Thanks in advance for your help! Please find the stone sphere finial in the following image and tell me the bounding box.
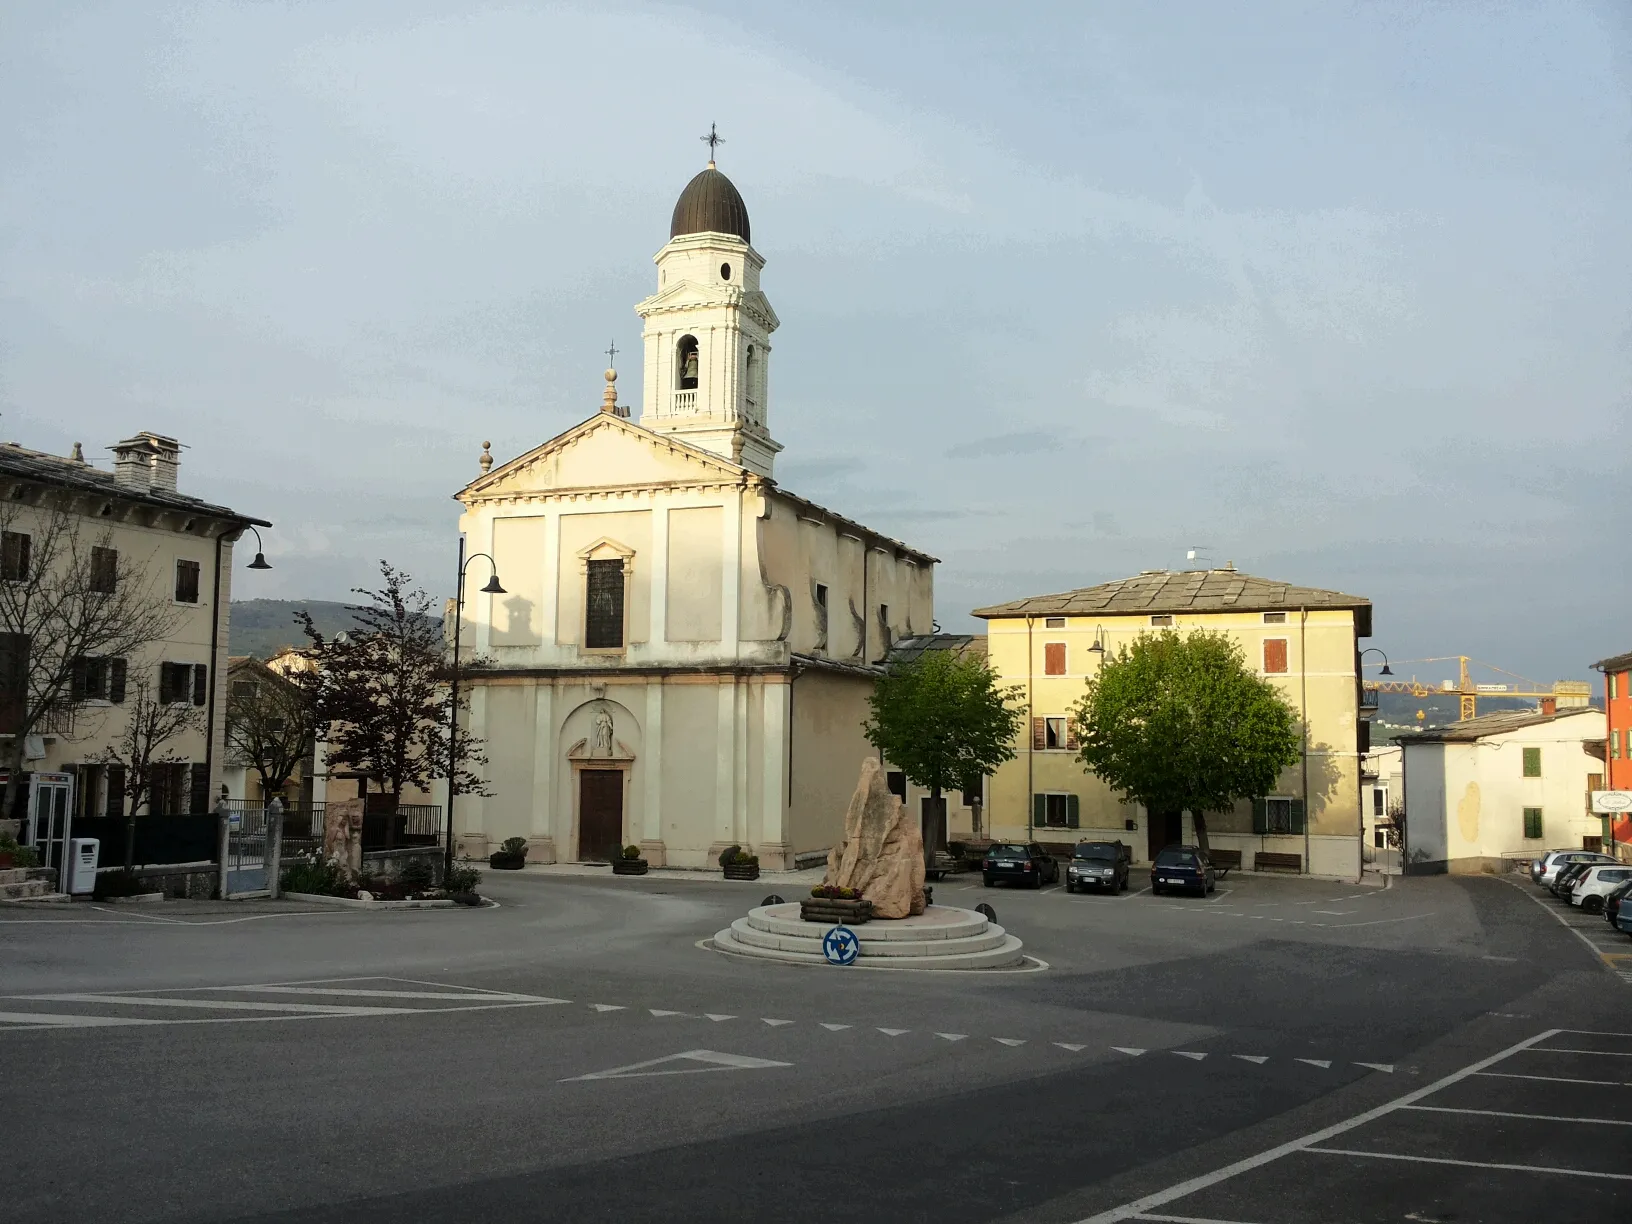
[478,441,493,474]
[605,368,617,383]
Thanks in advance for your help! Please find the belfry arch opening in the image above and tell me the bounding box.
[676,335,699,391]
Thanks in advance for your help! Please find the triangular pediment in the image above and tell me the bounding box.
[459,414,750,501]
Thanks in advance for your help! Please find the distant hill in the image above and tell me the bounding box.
[228,599,362,659]
[1373,689,1542,742]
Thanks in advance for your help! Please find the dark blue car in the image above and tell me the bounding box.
[1150,845,1216,897]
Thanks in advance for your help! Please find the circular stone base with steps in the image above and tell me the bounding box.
[711,903,1028,970]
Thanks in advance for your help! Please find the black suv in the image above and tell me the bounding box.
[982,843,1060,888]
[1066,841,1131,894]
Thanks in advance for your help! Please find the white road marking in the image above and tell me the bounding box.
[761,1018,793,1026]
[649,1009,689,1018]
[1529,1047,1632,1057]
[590,1004,624,1012]
[1475,1070,1631,1086]
[1233,1056,1268,1065]
[1502,877,1623,975]
[0,1010,167,1028]
[1112,1047,1146,1056]
[1355,1062,1394,1073]
[18,994,419,1016]
[877,1028,910,1037]
[1304,1147,1632,1180]
[213,986,558,1003]
[1296,1059,1332,1069]
[1174,1051,1207,1060]
[820,1023,852,1031]
[704,1013,735,1022]
[1133,1215,1268,1224]
[1072,1027,1563,1223]
[1402,1104,1632,1126]
[1312,910,1355,916]
[1056,1043,1087,1052]
[993,1037,1025,1047]
[936,1032,967,1041]
[562,1049,793,1082]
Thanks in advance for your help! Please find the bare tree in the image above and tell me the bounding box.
[225,659,315,802]
[96,674,203,869]
[0,502,183,817]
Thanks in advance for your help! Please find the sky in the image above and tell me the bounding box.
[2,1,1629,689]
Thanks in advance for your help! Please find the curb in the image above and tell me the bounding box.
[282,891,458,910]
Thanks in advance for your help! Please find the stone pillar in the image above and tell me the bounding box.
[641,680,666,866]
[757,678,792,869]
[528,683,556,863]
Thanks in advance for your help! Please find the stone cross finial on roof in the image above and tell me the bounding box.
[601,367,619,414]
[700,122,723,168]
[478,441,492,474]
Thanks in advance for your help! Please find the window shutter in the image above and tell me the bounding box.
[69,656,87,703]
[1066,793,1080,829]
[106,765,125,818]
[1032,794,1046,827]
[109,658,127,704]
[1356,720,1371,754]
[1065,717,1079,751]
[1252,797,1268,835]
[192,664,208,706]
[1044,642,1066,676]
[1288,798,1306,834]
[1031,718,1046,751]
[1263,639,1289,674]
[1522,747,1541,778]
[189,764,210,815]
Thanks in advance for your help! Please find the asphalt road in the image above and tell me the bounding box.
[1,867,1627,1223]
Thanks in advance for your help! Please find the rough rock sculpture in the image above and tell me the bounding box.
[823,758,926,919]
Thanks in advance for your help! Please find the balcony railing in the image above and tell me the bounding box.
[671,389,697,414]
[1360,687,1380,712]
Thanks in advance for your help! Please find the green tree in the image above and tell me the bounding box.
[862,648,1025,857]
[1070,629,1301,855]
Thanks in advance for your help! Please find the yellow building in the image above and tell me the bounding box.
[972,566,1373,880]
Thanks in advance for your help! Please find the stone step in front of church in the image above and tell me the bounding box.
[710,903,1028,970]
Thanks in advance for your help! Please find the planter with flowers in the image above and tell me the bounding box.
[800,883,874,924]
[612,844,649,876]
[719,845,760,882]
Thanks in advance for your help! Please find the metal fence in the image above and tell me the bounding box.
[219,800,443,857]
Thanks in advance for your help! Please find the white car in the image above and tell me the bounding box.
[1570,864,1632,914]
[1538,850,1619,889]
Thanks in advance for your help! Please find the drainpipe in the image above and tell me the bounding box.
[1300,606,1310,874]
[1026,614,1035,844]
[205,526,236,808]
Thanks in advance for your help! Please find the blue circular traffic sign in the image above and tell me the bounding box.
[822,924,859,966]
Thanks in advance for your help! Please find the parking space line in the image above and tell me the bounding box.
[1528,1047,1632,1057]
[1073,1028,1562,1223]
[1401,1104,1632,1126]
[1475,1071,1632,1086]
[1304,1147,1632,1181]
[1132,1214,1268,1223]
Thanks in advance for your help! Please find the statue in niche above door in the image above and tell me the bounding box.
[591,706,615,757]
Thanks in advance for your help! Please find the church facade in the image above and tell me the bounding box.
[449,160,935,870]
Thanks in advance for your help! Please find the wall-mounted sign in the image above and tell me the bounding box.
[1590,790,1632,814]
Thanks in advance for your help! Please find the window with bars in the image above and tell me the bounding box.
[1522,807,1543,839]
[1253,796,1306,834]
[584,558,626,649]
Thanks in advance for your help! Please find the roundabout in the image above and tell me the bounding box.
[710,903,1030,970]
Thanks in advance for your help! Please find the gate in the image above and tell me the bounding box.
[223,806,272,897]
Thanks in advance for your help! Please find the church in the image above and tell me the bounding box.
[448,154,936,870]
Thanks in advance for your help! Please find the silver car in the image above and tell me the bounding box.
[1536,850,1620,889]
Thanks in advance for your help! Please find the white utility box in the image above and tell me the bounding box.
[66,838,99,895]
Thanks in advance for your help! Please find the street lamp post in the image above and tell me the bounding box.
[445,536,504,882]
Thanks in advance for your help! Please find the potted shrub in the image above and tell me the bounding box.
[488,836,528,871]
[723,848,760,882]
[612,844,649,876]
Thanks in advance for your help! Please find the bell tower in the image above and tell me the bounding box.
[635,139,781,476]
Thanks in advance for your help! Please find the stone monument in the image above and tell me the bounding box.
[323,797,365,880]
[822,758,926,919]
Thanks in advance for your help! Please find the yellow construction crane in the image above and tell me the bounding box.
[1363,656,1588,721]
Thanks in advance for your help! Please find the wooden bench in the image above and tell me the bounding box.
[1206,849,1241,877]
[1254,851,1303,874]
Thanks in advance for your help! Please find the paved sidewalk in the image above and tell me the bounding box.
[498,861,827,886]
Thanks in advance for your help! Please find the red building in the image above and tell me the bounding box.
[1591,650,1632,845]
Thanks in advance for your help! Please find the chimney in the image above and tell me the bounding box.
[110,432,182,493]
[1539,697,1557,716]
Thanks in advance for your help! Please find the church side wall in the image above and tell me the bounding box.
[788,668,877,860]
[659,679,720,866]
[481,682,538,847]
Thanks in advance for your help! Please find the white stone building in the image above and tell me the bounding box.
[1400,707,1606,873]
[448,160,934,870]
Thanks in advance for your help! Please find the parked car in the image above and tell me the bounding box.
[982,842,1059,888]
[1603,879,1632,927]
[1066,841,1131,894]
[1616,895,1632,938]
[1150,845,1216,897]
[1531,849,1584,885]
[1539,851,1620,890]
[1571,865,1632,915]
[1552,860,1604,898]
